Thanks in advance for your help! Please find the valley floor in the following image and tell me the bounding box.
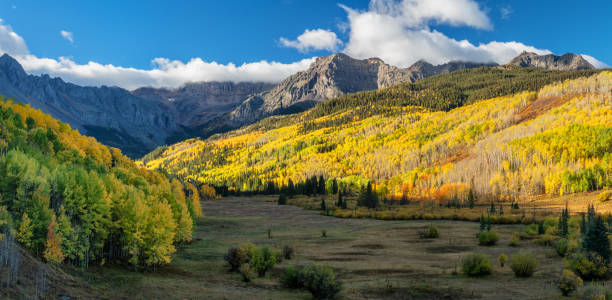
[66,196,603,299]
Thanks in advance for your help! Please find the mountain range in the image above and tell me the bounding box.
[0,52,597,157]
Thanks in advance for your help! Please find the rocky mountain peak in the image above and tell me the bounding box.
[0,54,28,80]
[508,52,595,70]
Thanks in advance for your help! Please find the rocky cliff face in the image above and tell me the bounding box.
[228,53,495,126]
[0,54,177,157]
[132,81,274,127]
[508,52,595,70]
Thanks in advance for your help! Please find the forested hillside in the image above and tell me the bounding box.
[0,97,201,270]
[142,71,611,204]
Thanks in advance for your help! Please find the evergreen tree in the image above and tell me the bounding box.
[320,198,326,211]
[499,205,504,216]
[583,215,611,264]
[580,213,587,235]
[341,197,347,209]
[479,214,485,232]
[490,202,496,214]
[558,203,569,238]
[287,179,295,197]
[467,188,475,209]
[538,221,545,235]
[318,175,326,195]
[486,214,492,231]
[337,192,343,207]
[278,194,287,205]
[331,178,338,195]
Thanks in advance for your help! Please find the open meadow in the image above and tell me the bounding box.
[64,196,612,299]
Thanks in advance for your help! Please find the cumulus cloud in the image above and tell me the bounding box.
[340,0,554,66]
[0,20,315,89]
[581,54,610,69]
[280,29,342,53]
[0,19,28,55]
[60,30,73,44]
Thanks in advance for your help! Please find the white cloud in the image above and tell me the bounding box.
[366,0,492,30]
[581,54,610,69]
[280,29,342,53]
[0,19,28,56]
[500,6,513,20]
[60,30,74,44]
[0,20,315,89]
[339,0,553,66]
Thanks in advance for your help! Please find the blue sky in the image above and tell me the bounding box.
[0,0,609,89]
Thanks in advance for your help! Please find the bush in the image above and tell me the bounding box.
[478,230,499,246]
[565,252,608,280]
[278,194,288,205]
[583,284,612,300]
[520,224,539,239]
[557,269,582,296]
[499,253,508,267]
[462,253,492,277]
[321,229,327,237]
[224,243,255,272]
[251,246,277,277]
[281,266,304,289]
[282,265,342,299]
[282,245,295,260]
[510,251,538,277]
[420,225,439,238]
[509,233,520,247]
[598,190,612,203]
[535,234,555,246]
[239,263,254,282]
[555,239,569,257]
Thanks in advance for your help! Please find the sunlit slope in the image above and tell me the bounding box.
[143,71,611,202]
[0,97,200,268]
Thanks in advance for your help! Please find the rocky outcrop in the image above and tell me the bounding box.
[508,52,595,70]
[0,54,176,157]
[228,53,495,126]
[132,81,274,127]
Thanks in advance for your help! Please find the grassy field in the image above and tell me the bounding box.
[54,195,612,299]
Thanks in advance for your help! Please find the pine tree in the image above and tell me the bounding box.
[499,205,504,216]
[490,202,496,214]
[278,194,287,205]
[287,179,295,197]
[580,213,587,235]
[17,212,34,250]
[320,198,326,211]
[479,214,486,232]
[583,215,611,264]
[486,214,492,231]
[44,215,65,264]
[558,202,569,238]
[331,178,338,195]
[467,188,475,209]
[337,192,343,207]
[341,197,347,209]
[318,175,326,195]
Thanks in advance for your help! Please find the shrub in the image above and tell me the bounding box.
[251,246,277,277]
[583,283,612,300]
[224,243,255,272]
[321,229,327,237]
[282,265,342,299]
[520,224,539,239]
[510,251,538,277]
[424,225,440,238]
[565,252,608,280]
[239,263,254,282]
[509,232,520,247]
[282,245,295,260]
[555,239,569,257]
[535,234,555,246]
[598,190,612,203]
[462,253,492,277]
[557,269,582,296]
[278,194,288,205]
[499,253,508,267]
[478,230,499,246]
[281,266,304,289]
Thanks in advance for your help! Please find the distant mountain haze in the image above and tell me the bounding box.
[0,52,597,157]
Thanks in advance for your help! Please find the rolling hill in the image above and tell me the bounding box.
[141,70,611,204]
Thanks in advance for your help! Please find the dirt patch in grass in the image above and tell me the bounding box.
[363,284,479,300]
[426,245,474,253]
[331,251,375,256]
[350,268,416,276]
[353,243,385,249]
